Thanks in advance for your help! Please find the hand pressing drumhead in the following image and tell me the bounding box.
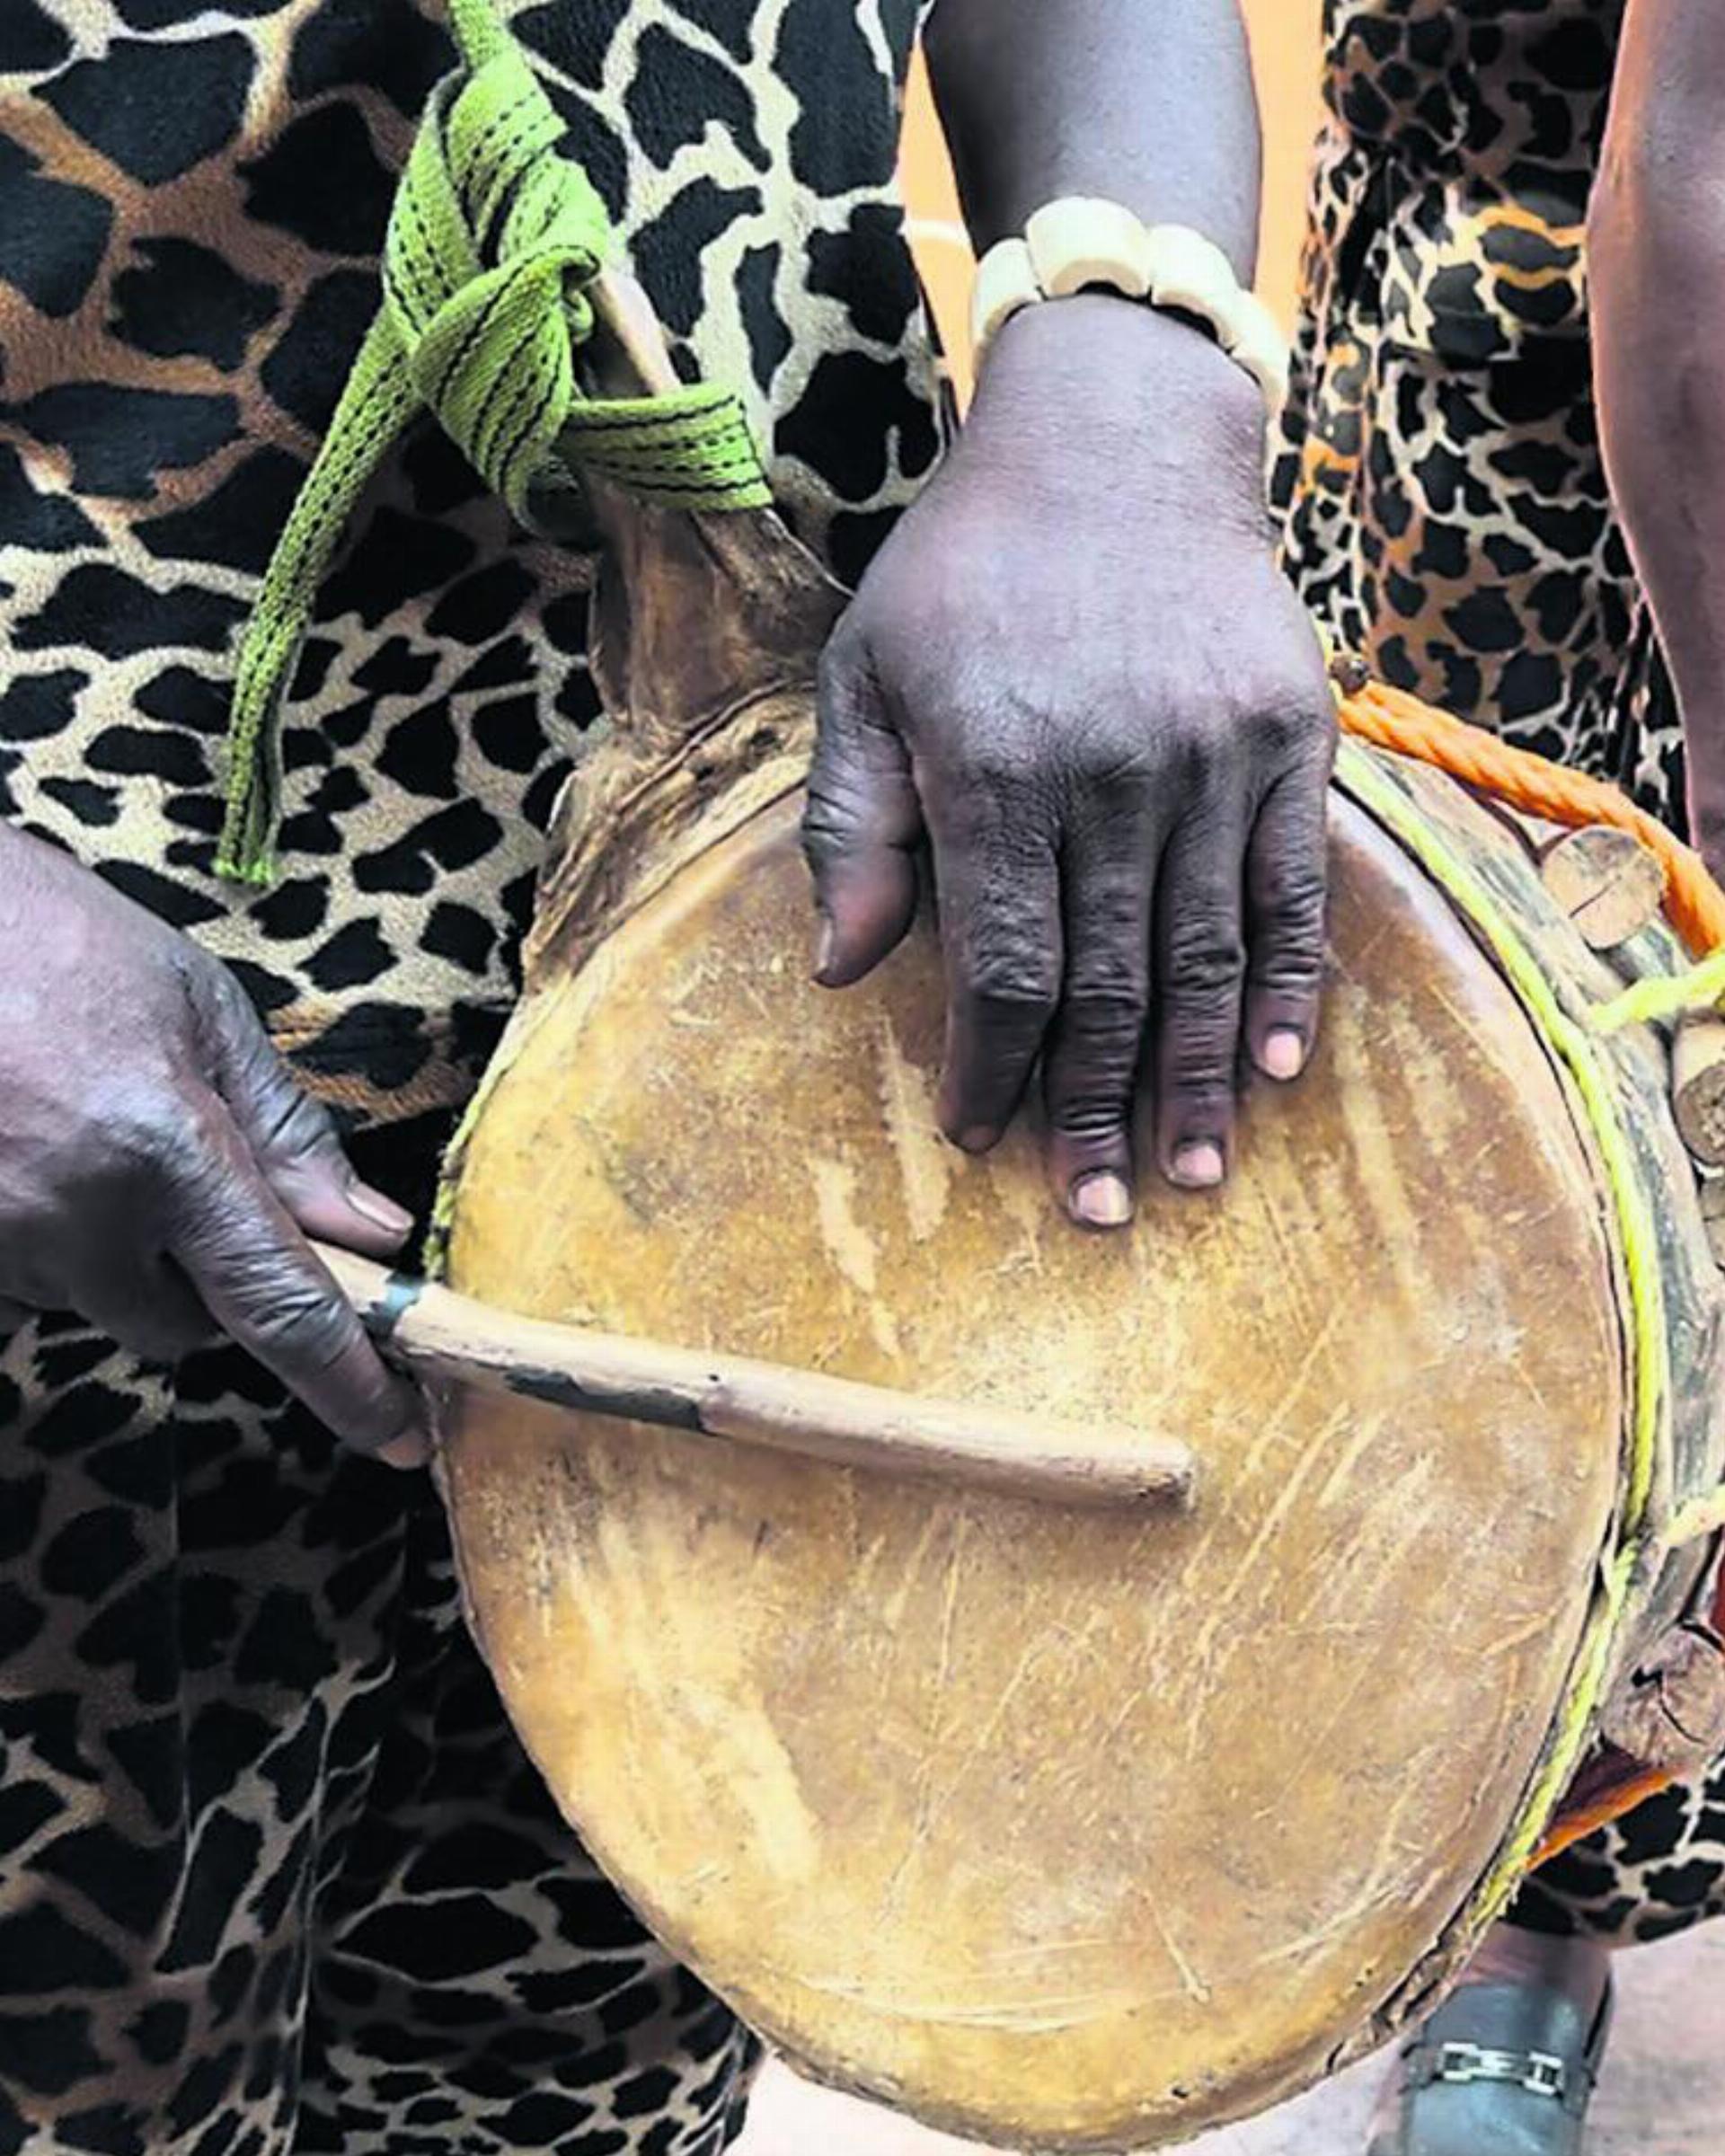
[803,297,1336,1230]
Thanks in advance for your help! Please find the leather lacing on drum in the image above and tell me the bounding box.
[1333,674,1725,1886]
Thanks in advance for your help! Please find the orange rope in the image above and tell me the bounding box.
[1336,677,1725,958]
[1331,662,1725,1868]
[1534,1765,1672,1869]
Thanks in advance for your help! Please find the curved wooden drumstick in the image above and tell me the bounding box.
[314,1243,1197,1514]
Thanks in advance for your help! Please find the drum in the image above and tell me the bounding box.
[428,280,1725,2150]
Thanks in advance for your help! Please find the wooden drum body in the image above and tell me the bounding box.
[429,289,1725,2151]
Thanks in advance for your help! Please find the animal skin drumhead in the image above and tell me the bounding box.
[437,786,1622,2152]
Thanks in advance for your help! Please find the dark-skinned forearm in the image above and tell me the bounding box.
[923,0,1261,280]
[1590,0,1725,859]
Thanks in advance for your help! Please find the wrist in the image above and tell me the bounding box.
[967,295,1269,520]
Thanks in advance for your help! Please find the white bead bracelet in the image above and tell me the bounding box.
[969,195,1290,409]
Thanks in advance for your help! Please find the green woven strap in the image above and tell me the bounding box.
[216,0,772,886]
[565,391,774,508]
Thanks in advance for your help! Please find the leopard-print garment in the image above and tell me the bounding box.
[0,1116,763,2156]
[1274,0,1724,1951]
[0,0,943,1126]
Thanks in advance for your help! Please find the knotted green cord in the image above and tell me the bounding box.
[216,0,771,885]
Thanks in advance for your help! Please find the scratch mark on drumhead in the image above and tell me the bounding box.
[793,1974,1137,2031]
[1145,1896,1213,2006]
[809,1155,880,1296]
[873,1012,952,1241]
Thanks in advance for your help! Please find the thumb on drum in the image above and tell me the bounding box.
[804,632,924,986]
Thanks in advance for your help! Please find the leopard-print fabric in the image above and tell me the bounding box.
[1274,0,1724,1951]
[0,0,943,1126]
[1274,0,1681,824]
[0,1116,760,2156]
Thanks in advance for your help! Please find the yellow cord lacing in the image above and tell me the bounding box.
[1333,738,1668,1926]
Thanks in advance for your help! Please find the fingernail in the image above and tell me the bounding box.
[349,1182,414,1238]
[1171,1141,1225,1189]
[956,1125,999,1155]
[1071,1171,1133,1228]
[378,1427,432,1471]
[1261,1028,1306,1082]
[812,913,836,982]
